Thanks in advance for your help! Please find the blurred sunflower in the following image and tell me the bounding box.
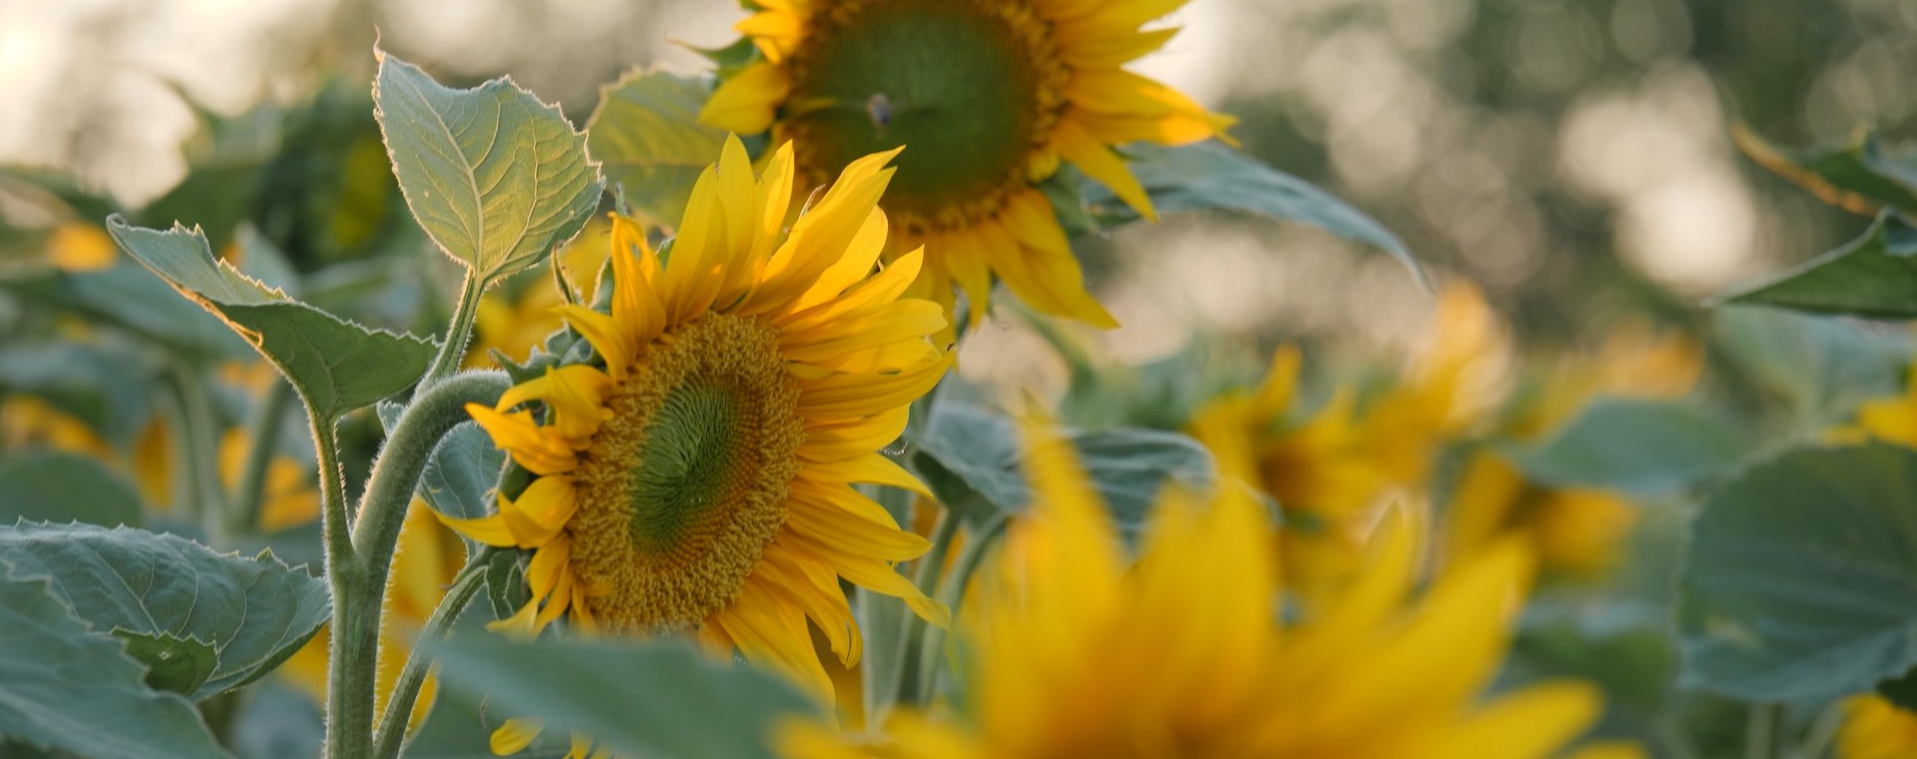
[1444,321,1700,579]
[782,417,1615,759]
[1840,695,1917,759]
[700,0,1235,339]
[1188,345,1389,605]
[1361,281,1514,486]
[1830,361,1917,446]
[281,499,465,731]
[444,137,952,755]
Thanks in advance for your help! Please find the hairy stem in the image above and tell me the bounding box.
[309,403,368,759]
[231,378,293,533]
[421,271,485,389]
[368,550,492,759]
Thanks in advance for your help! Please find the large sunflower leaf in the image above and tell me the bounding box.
[430,636,816,759]
[586,69,729,229]
[374,50,603,281]
[1081,141,1423,287]
[0,569,234,759]
[1679,443,1917,702]
[909,401,1215,542]
[1506,398,1744,496]
[105,216,434,419]
[1717,210,1917,319]
[0,453,143,528]
[0,522,331,701]
[1735,127,1917,215]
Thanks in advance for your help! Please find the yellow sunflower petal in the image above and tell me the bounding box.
[699,62,791,135]
[1051,118,1155,221]
[491,719,544,755]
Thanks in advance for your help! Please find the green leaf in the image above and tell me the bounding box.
[1506,398,1744,496]
[0,342,154,443]
[0,569,234,759]
[420,421,503,523]
[105,216,434,419]
[373,51,603,281]
[1719,211,1917,319]
[430,636,817,759]
[1079,141,1424,287]
[1678,443,1917,702]
[0,261,250,361]
[585,69,730,229]
[0,454,143,528]
[1736,126,1917,214]
[0,522,331,700]
[910,402,1216,542]
[1712,305,1909,429]
[116,630,218,696]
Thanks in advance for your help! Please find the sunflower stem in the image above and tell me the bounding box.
[913,513,1008,704]
[230,377,293,533]
[324,371,506,759]
[884,508,961,707]
[421,270,487,390]
[308,403,368,759]
[164,360,228,542]
[368,548,492,759]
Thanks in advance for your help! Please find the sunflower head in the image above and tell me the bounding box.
[1840,695,1917,759]
[701,0,1235,337]
[781,415,1611,759]
[442,136,953,720]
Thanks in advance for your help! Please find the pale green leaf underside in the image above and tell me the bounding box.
[0,570,234,759]
[0,522,331,701]
[105,216,434,419]
[1507,397,1743,496]
[1679,444,1917,701]
[374,51,604,280]
[586,69,729,228]
[430,636,815,759]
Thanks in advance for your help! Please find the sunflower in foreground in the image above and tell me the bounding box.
[700,0,1235,338]
[782,418,1626,759]
[442,137,953,753]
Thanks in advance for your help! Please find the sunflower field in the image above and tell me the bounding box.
[3,1,1917,758]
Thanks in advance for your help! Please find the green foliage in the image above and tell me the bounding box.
[373,51,604,282]
[0,343,153,443]
[909,401,1216,542]
[1079,141,1423,285]
[1713,305,1909,429]
[1737,127,1917,215]
[0,261,250,361]
[1679,444,1917,702]
[429,636,817,759]
[0,570,233,759]
[1507,398,1744,495]
[586,69,731,228]
[1719,211,1917,318]
[105,217,435,420]
[0,453,143,527]
[117,630,219,695]
[0,522,331,701]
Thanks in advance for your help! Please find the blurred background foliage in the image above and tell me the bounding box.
[2,0,1913,378]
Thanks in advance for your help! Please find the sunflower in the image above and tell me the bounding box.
[1361,281,1514,486]
[1444,321,1699,579]
[699,0,1235,338]
[1840,695,1917,759]
[467,216,620,369]
[442,136,953,738]
[1188,345,1391,606]
[782,418,1616,759]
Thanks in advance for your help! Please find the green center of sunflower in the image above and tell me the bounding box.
[566,314,806,632]
[785,0,1066,234]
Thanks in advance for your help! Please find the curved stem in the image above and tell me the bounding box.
[231,378,293,533]
[421,271,485,390]
[913,513,1008,704]
[883,509,961,707]
[324,370,506,759]
[369,549,492,759]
